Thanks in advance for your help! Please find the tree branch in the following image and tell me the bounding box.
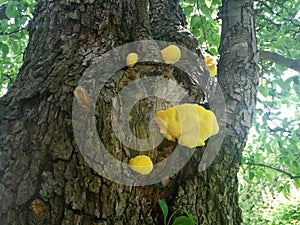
[245,162,300,180]
[0,4,8,20]
[0,27,26,36]
[259,50,300,73]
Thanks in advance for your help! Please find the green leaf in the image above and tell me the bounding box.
[205,0,212,8]
[0,0,8,5]
[248,171,255,181]
[172,216,195,225]
[184,0,196,4]
[183,5,194,16]
[182,209,195,220]
[5,0,19,18]
[158,199,168,224]
[10,41,21,54]
[0,42,9,57]
[190,15,201,28]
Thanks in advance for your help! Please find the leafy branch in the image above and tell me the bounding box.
[259,50,300,73]
[245,162,300,180]
[0,26,27,36]
[258,105,299,137]
[158,199,197,225]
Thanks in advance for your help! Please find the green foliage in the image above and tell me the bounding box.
[256,1,300,60]
[158,199,197,225]
[238,175,275,225]
[0,0,35,95]
[159,199,169,225]
[242,0,300,195]
[239,173,300,225]
[270,202,300,225]
[240,1,300,224]
[180,0,221,55]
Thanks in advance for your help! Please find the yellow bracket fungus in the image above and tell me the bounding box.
[161,45,181,64]
[155,104,219,148]
[128,155,153,175]
[74,86,91,109]
[126,52,139,68]
[205,55,218,77]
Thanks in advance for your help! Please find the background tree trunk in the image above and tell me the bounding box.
[0,0,259,224]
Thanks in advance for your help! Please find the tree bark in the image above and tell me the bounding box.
[218,0,259,223]
[0,0,259,225]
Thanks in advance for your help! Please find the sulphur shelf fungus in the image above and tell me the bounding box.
[205,54,218,77]
[126,52,139,68]
[155,104,219,148]
[161,45,181,64]
[74,86,91,109]
[128,155,153,175]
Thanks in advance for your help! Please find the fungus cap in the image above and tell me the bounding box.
[205,55,218,77]
[128,155,153,175]
[126,53,139,68]
[155,104,219,148]
[161,45,181,64]
[74,86,91,108]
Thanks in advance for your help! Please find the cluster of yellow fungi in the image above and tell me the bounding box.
[204,54,218,77]
[102,47,219,175]
[126,46,218,78]
[126,44,181,68]
[155,104,219,149]
[128,103,219,175]
[128,155,153,175]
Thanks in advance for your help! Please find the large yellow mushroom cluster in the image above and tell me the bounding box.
[124,48,219,175]
[155,104,219,148]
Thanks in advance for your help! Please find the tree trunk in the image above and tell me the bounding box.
[0,0,259,224]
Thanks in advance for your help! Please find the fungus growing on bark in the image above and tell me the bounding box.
[31,199,47,216]
[155,104,219,148]
[128,155,153,175]
[205,55,218,77]
[161,45,181,64]
[126,52,139,68]
[74,86,91,109]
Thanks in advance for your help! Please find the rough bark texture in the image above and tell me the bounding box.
[0,0,258,225]
[218,0,259,223]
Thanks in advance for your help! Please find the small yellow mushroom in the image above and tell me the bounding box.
[155,104,219,148]
[205,55,218,77]
[161,45,181,64]
[74,86,91,109]
[128,155,153,175]
[126,52,139,68]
